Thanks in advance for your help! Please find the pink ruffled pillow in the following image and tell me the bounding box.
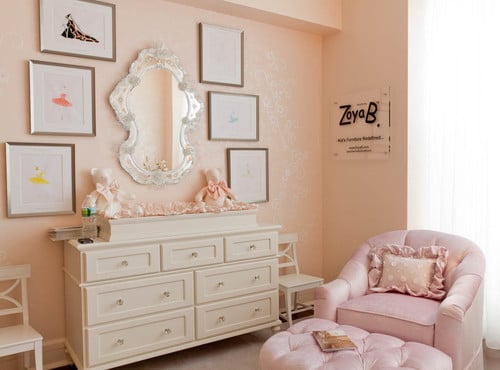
[368,244,448,300]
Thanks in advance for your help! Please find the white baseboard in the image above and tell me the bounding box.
[43,338,74,369]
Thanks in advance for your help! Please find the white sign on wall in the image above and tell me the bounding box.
[331,87,391,160]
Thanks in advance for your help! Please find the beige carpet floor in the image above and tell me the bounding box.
[116,333,500,370]
[117,327,275,370]
[59,318,500,370]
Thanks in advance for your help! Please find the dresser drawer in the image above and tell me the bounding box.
[224,232,278,262]
[84,245,160,282]
[195,259,278,304]
[86,308,194,366]
[161,238,223,271]
[85,272,194,325]
[196,291,278,339]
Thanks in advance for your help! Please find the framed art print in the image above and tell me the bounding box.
[39,0,116,61]
[29,60,95,136]
[6,142,76,217]
[227,148,269,203]
[199,23,243,86]
[209,92,258,141]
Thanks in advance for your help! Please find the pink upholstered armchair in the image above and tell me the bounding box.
[315,230,485,370]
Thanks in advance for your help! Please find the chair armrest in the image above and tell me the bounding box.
[438,274,482,321]
[314,258,370,322]
[337,259,369,297]
[314,278,350,322]
[435,275,484,370]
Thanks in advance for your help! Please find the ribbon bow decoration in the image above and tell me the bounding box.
[96,180,120,203]
[206,180,233,200]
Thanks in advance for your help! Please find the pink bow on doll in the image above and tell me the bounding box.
[96,181,120,203]
[206,180,232,200]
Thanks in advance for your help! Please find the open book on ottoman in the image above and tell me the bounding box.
[312,329,357,352]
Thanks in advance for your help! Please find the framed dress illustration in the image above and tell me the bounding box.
[39,0,116,61]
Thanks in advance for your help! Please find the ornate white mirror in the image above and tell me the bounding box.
[109,45,203,185]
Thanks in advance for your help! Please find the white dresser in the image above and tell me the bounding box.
[62,210,281,370]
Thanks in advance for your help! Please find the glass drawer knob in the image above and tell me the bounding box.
[116,299,124,306]
[218,316,225,323]
[254,275,261,280]
[217,281,224,288]
[163,291,171,297]
[117,338,124,345]
[164,328,172,335]
[192,252,198,258]
[249,244,256,250]
[121,260,129,266]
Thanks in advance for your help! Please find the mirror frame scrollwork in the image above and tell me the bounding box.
[109,45,203,185]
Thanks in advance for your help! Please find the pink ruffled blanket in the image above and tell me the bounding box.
[103,200,257,219]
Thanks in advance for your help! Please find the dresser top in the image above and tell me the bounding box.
[67,209,280,250]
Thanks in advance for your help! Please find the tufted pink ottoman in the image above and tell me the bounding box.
[259,318,452,370]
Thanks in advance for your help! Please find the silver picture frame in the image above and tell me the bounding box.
[5,142,76,217]
[199,23,244,87]
[29,60,96,136]
[208,91,259,141]
[39,0,116,61]
[227,148,269,203]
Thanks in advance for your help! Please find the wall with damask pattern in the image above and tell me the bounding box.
[322,0,408,282]
[0,0,323,365]
[0,1,409,367]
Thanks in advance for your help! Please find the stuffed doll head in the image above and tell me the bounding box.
[91,167,113,188]
[205,168,222,185]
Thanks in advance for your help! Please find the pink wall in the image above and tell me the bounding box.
[0,0,409,366]
[322,0,408,282]
[0,0,322,359]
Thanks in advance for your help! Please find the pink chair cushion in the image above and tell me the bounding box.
[259,318,452,370]
[337,292,440,345]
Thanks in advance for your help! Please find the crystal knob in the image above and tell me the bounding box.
[116,299,124,306]
[117,338,124,345]
[121,260,129,266]
[192,252,198,258]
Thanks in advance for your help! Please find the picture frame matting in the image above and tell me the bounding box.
[227,148,269,203]
[199,23,244,87]
[6,142,76,217]
[209,91,259,141]
[39,0,116,61]
[29,59,96,136]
